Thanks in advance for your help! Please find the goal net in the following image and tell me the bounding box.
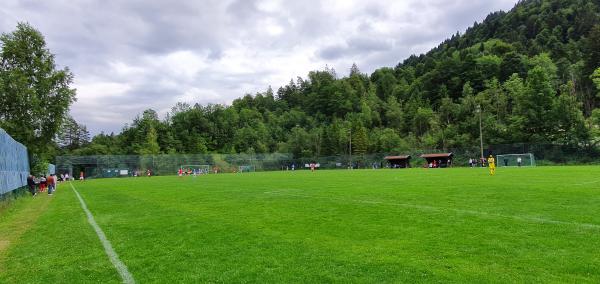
[238,165,255,173]
[496,153,535,167]
[180,164,211,174]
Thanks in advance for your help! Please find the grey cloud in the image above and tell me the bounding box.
[348,37,393,53]
[226,0,261,21]
[319,44,346,60]
[318,37,393,60]
[362,4,389,19]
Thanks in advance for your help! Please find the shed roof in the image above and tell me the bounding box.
[420,153,453,158]
[384,155,411,160]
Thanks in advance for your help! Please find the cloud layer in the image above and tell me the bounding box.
[0,0,517,134]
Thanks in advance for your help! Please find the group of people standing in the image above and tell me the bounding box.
[428,160,445,168]
[133,169,152,177]
[178,168,199,176]
[469,156,523,168]
[468,158,487,168]
[468,155,497,175]
[25,172,81,197]
[26,174,58,196]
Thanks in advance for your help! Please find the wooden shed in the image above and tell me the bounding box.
[384,155,411,168]
[420,153,454,168]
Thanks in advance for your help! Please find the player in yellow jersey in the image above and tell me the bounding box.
[487,155,496,175]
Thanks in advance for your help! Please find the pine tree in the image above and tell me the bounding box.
[552,81,588,144]
[592,67,600,98]
[352,125,368,156]
[138,126,160,155]
[349,63,360,77]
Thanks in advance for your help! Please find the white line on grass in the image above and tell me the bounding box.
[70,182,136,284]
[264,191,600,230]
[575,179,600,186]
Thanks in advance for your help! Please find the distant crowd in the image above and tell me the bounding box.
[468,156,523,168]
[25,171,86,197]
[178,168,211,176]
[26,173,59,196]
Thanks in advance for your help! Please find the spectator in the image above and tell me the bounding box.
[39,175,47,192]
[47,174,55,195]
[27,175,36,196]
[52,174,58,191]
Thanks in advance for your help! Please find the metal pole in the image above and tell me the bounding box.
[349,127,352,170]
[477,105,484,161]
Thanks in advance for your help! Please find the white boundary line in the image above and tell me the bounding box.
[575,179,600,186]
[70,182,135,284]
[264,190,600,230]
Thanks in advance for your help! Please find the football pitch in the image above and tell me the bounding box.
[1,167,600,283]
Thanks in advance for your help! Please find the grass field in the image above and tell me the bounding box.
[1,166,600,283]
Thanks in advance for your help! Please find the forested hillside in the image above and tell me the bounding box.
[61,0,600,159]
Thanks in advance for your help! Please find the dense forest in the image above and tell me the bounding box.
[59,0,600,159]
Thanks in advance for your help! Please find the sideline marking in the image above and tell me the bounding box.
[70,182,135,284]
[575,179,600,186]
[265,190,600,230]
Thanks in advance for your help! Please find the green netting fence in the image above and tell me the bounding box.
[56,153,293,178]
[55,143,600,179]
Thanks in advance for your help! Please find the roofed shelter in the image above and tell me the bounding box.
[384,155,411,168]
[420,153,454,168]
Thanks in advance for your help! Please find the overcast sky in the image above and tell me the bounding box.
[1,0,518,134]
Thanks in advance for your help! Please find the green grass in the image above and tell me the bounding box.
[2,166,600,283]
